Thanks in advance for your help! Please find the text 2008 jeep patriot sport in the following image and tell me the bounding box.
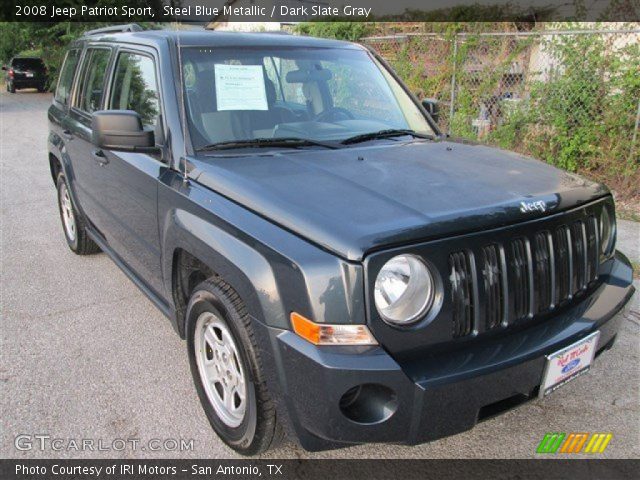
[48,25,635,455]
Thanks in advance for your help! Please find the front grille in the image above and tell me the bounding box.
[449,216,600,338]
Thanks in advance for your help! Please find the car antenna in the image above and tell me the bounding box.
[175,25,189,185]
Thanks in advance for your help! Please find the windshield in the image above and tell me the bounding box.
[181,46,435,150]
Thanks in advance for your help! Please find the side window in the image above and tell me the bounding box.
[109,52,160,127]
[76,49,112,114]
[55,49,80,105]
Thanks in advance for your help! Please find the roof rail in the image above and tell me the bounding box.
[84,24,143,36]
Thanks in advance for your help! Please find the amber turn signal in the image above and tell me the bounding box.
[290,312,378,346]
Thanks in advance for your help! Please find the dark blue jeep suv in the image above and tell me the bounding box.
[48,25,635,455]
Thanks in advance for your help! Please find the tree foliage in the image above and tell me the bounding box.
[294,22,372,41]
[1,6,160,89]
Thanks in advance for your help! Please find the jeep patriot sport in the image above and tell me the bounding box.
[48,25,635,455]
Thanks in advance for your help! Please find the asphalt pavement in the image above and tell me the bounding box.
[1,90,638,459]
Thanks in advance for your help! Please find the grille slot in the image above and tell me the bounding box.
[554,226,571,303]
[533,232,552,312]
[571,221,587,293]
[449,251,475,337]
[482,245,504,330]
[510,239,531,321]
[586,216,599,283]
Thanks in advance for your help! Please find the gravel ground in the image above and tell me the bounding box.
[1,90,638,459]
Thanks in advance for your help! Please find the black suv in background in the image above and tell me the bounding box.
[47,26,635,455]
[3,57,48,93]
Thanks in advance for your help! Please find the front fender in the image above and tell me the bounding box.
[163,207,287,331]
[158,171,366,335]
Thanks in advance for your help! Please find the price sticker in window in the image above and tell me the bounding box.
[214,64,268,111]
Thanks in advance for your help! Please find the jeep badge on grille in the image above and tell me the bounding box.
[520,200,547,213]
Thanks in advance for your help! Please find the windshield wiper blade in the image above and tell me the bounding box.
[341,129,432,145]
[196,137,339,151]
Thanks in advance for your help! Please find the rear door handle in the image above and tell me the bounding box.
[92,149,109,166]
[61,129,73,141]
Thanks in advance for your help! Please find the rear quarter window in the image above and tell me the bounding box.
[55,50,80,105]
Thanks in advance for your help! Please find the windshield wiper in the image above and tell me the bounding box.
[340,129,433,145]
[196,137,339,151]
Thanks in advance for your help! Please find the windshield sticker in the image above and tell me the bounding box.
[214,64,268,111]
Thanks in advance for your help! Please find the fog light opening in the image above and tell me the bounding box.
[339,384,398,425]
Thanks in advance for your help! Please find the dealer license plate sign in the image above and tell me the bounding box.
[540,331,600,398]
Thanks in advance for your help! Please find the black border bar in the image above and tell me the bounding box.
[3,0,640,22]
[2,459,640,480]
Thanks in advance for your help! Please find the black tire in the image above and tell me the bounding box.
[186,277,284,455]
[8,82,15,93]
[37,85,46,93]
[56,172,100,255]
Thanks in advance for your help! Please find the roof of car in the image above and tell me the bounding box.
[78,29,362,50]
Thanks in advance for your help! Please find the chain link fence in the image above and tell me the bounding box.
[362,28,640,193]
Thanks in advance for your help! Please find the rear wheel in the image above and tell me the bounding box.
[186,278,283,455]
[56,172,100,255]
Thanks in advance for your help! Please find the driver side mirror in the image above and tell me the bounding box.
[91,110,155,151]
[421,98,440,125]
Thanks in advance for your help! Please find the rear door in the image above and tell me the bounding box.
[95,47,166,294]
[49,48,81,184]
[64,46,114,232]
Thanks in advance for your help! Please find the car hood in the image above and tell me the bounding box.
[190,140,608,261]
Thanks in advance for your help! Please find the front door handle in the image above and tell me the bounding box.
[92,149,109,166]
[61,129,73,141]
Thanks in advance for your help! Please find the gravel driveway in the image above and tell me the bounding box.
[1,90,638,459]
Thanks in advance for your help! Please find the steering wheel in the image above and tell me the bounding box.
[314,107,355,122]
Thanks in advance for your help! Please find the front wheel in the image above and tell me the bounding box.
[186,278,283,455]
[56,172,100,255]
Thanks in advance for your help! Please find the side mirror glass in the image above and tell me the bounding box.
[91,110,155,151]
[421,98,440,125]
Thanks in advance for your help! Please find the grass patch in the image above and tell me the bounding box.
[617,208,640,223]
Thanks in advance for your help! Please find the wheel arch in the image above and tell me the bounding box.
[49,152,62,185]
[165,212,288,339]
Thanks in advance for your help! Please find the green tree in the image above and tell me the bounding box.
[294,22,372,41]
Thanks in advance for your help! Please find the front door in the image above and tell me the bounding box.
[93,49,165,295]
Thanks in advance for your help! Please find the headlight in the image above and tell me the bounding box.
[599,205,615,257]
[374,254,435,325]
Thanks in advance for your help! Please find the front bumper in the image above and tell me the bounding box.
[256,251,634,451]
